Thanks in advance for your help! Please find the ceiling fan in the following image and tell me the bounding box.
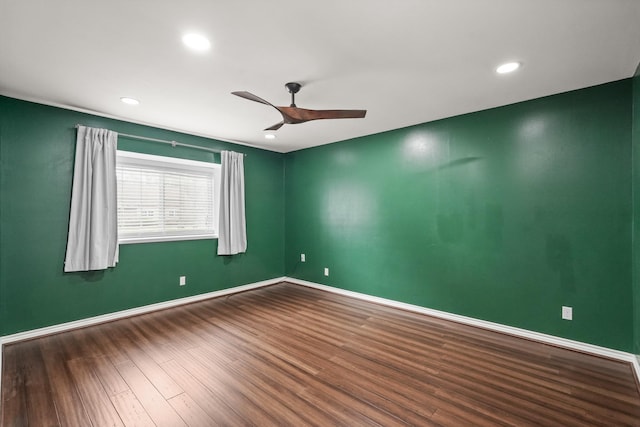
[232,82,367,131]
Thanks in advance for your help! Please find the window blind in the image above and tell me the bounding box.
[116,151,219,243]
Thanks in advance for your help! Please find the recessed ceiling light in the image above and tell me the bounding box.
[120,97,140,105]
[182,33,211,52]
[496,62,521,74]
[264,133,276,140]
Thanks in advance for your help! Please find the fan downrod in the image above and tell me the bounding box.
[285,82,302,107]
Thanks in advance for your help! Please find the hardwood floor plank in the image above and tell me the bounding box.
[171,347,283,425]
[328,351,528,426]
[67,357,124,427]
[234,341,323,395]
[434,365,620,426]
[231,359,345,426]
[110,389,156,427]
[124,318,177,365]
[162,307,242,363]
[439,360,640,425]
[1,344,29,427]
[15,340,59,426]
[92,356,130,396]
[115,360,186,427]
[328,352,441,410]
[3,282,640,426]
[149,308,209,350]
[160,358,248,425]
[209,316,322,375]
[188,347,314,426]
[91,323,131,365]
[115,328,183,400]
[39,336,92,427]
[431,407,494,427]
[167,393,217,427]
[315,363,438,425]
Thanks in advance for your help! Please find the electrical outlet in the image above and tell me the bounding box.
[179,276,186,286]
[324,267,329,276]
[562,306,572,320]
[301,253,306,262]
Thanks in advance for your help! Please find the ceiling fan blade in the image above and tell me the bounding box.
[309,109,367,120]
[278,107,367,123]
[264,121,284,131]
[231,91,275,107]
[233,83,367,131]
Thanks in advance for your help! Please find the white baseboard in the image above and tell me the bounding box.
[1,276,285,346]
[284,277,640,384]
[2,275,639,398]
[0,276,285,397]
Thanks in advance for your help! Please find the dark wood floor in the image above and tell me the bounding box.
[2,282,640,426]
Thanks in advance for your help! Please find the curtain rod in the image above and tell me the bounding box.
[75,124,245,156]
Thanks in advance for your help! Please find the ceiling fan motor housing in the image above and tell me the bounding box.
[285,82,301,94]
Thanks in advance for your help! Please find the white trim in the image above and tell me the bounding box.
[117,149,220,169]
[1,277,283,345]
[2,276,639,399]
[119,233,217,245]
[284,277,640,384]
[0,276,284,397]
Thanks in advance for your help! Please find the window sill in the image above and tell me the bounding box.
[119,234,218,245]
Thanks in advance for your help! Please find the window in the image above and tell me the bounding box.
[116,150,220,243]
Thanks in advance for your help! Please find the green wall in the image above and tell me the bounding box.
[1,79,637,353]
[633,66,640,354]
[0,96,285,335]
[285,80,633,352]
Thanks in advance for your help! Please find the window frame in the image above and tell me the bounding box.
[116,150,220,244]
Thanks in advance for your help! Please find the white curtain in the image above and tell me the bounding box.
[217,150,247,255]
[64,126,119,272]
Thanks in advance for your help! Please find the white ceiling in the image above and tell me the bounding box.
[1,0,639,153]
